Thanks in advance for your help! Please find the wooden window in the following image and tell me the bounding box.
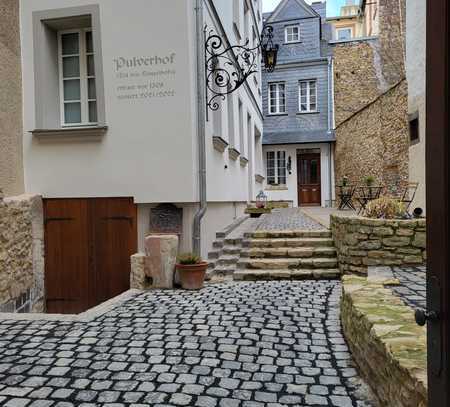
[336,27,353,40]
[299,80,317,112]
[58,29,97,126]
[268,82,286,114]
[285,25,300,43]
[266,151,287,185]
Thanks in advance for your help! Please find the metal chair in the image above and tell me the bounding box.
[399,182,419,213]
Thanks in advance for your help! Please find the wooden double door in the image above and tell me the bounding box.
[44,198,137,314]
[297,153,321,206]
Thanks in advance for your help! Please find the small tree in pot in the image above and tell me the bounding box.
[176,253,208,290]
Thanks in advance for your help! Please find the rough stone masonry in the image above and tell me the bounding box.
[331,0,410,192]
[0,195,44,312]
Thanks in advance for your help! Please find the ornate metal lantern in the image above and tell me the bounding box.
[205,25,279,111]
[256,190,268,209]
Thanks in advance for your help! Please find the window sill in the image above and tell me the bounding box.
[266,185,288,191]
[267,113,289,117]
[212,136,229,153]
[240,156,249,167]
[31,126,108,141]
[255,174,265,184]
[284,41,302,45]
[297,111,320,115]
[229,147,241,161]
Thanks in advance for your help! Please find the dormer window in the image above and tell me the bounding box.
[285,25,300,43]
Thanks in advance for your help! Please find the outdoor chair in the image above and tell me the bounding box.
[398,182,419,214]
[337,185,356,210]
[355,185,384,214]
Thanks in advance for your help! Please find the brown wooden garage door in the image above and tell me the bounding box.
[44,198,137,314]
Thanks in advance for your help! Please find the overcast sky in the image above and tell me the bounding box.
[262,0,347,17]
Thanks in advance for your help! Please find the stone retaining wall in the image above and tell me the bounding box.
[331,214,426,275]
[341,275,427,407]
[0,194,44,312]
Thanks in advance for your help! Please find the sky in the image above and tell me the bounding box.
[262,0,347,18]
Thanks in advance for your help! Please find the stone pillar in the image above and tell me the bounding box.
[145,234,178,289]
[130,253,152,290]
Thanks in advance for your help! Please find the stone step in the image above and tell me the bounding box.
[210,266,236,277]
[213,240,224,249]
[247,237,334,248]
[208,250,221,260]
[238,257,338,270]
[233,268,341,281]
[222,246,241,255]
[224,237,243,245]
[243,246,336,259]
[246,230,331,239]
[217,255,239,266]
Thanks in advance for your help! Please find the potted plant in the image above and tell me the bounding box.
[364,175,375,186]
[176,253,208,290]
[341,176,349,187]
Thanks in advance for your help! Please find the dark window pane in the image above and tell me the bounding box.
[61,33,79,55]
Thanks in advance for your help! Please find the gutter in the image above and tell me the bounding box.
[327,56,334,208]
[193,0,207,256]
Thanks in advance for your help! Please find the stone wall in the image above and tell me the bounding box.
[0,195,44,312]
[331,214,426,275]
[0,0,24,196]
[332,0,409,191]
[341,275,427,407]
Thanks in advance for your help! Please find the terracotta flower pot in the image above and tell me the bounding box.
[176,262,208,290]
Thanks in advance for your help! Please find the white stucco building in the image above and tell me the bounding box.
[20,0,264,311]
[405,0,426,212]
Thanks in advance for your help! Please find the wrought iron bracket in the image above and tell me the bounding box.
[204,25,275,112]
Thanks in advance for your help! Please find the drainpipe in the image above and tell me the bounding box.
[327,56,334,208]
[193,0,207,256]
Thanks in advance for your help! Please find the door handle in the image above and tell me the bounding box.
[415,309,439,326]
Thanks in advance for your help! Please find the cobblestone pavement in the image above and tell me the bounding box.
[389,265,427,310]
[257,209,325,231]
[0,282,374,407]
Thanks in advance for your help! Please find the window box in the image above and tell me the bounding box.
[240,156,249,167]
[213,136,229,153]
[229,147,240,161]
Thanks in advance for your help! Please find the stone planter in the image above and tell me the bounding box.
[176,263,208,290]
[331,214,426,275]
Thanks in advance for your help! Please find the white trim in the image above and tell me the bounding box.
[266,150,287,185]
[285,24,300,43]
[336,26,354,40]
[58,28,97,127]
[298,79,317,113]
[268,82,286,114]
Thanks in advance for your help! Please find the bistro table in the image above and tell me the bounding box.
[355,185,384,214]
[337,185,357,210]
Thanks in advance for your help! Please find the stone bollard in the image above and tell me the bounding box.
[144,234,178,289]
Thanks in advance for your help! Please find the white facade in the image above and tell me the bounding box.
[262,143,335,207]
[20,0,263,257]
[405,0,426,212]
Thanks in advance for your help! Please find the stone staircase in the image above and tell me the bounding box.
[234,229,340,281]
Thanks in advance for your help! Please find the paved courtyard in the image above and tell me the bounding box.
[256,208,325,231]
[389,265,427,310]
[0,282,373,407]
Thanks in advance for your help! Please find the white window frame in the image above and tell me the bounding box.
[285,25,300,43]
[336,27,353,40]
[266,150,287,185]
[58,28,97,127]
[299,79,318,113]
[268,82,286,115]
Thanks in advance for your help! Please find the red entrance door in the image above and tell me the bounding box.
[44,198,137,314]
[297,153,321,206]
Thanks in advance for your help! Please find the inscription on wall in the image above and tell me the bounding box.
[113,53,177,101]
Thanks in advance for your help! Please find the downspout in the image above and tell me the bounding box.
[327,56,334,207]
[193,0,207,255]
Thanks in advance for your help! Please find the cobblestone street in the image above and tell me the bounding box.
[390,265,427,310]
[256,209,325,231]
[0,282,373,406]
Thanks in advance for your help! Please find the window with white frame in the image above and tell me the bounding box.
[266,151,287,185]
[336,27,353,40]
[59,29,97,126]
[268,82,286,114]
[285,25,300,43]
[299,80,317,112]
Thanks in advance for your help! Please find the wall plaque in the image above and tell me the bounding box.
[149,203,183,235]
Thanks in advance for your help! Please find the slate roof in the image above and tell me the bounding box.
[263,129,336,145]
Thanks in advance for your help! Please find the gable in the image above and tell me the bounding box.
[267,0,319,23]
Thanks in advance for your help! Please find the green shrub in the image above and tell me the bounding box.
[364,175,375,186]
[177,252,202,265]
[364,197,407,219]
